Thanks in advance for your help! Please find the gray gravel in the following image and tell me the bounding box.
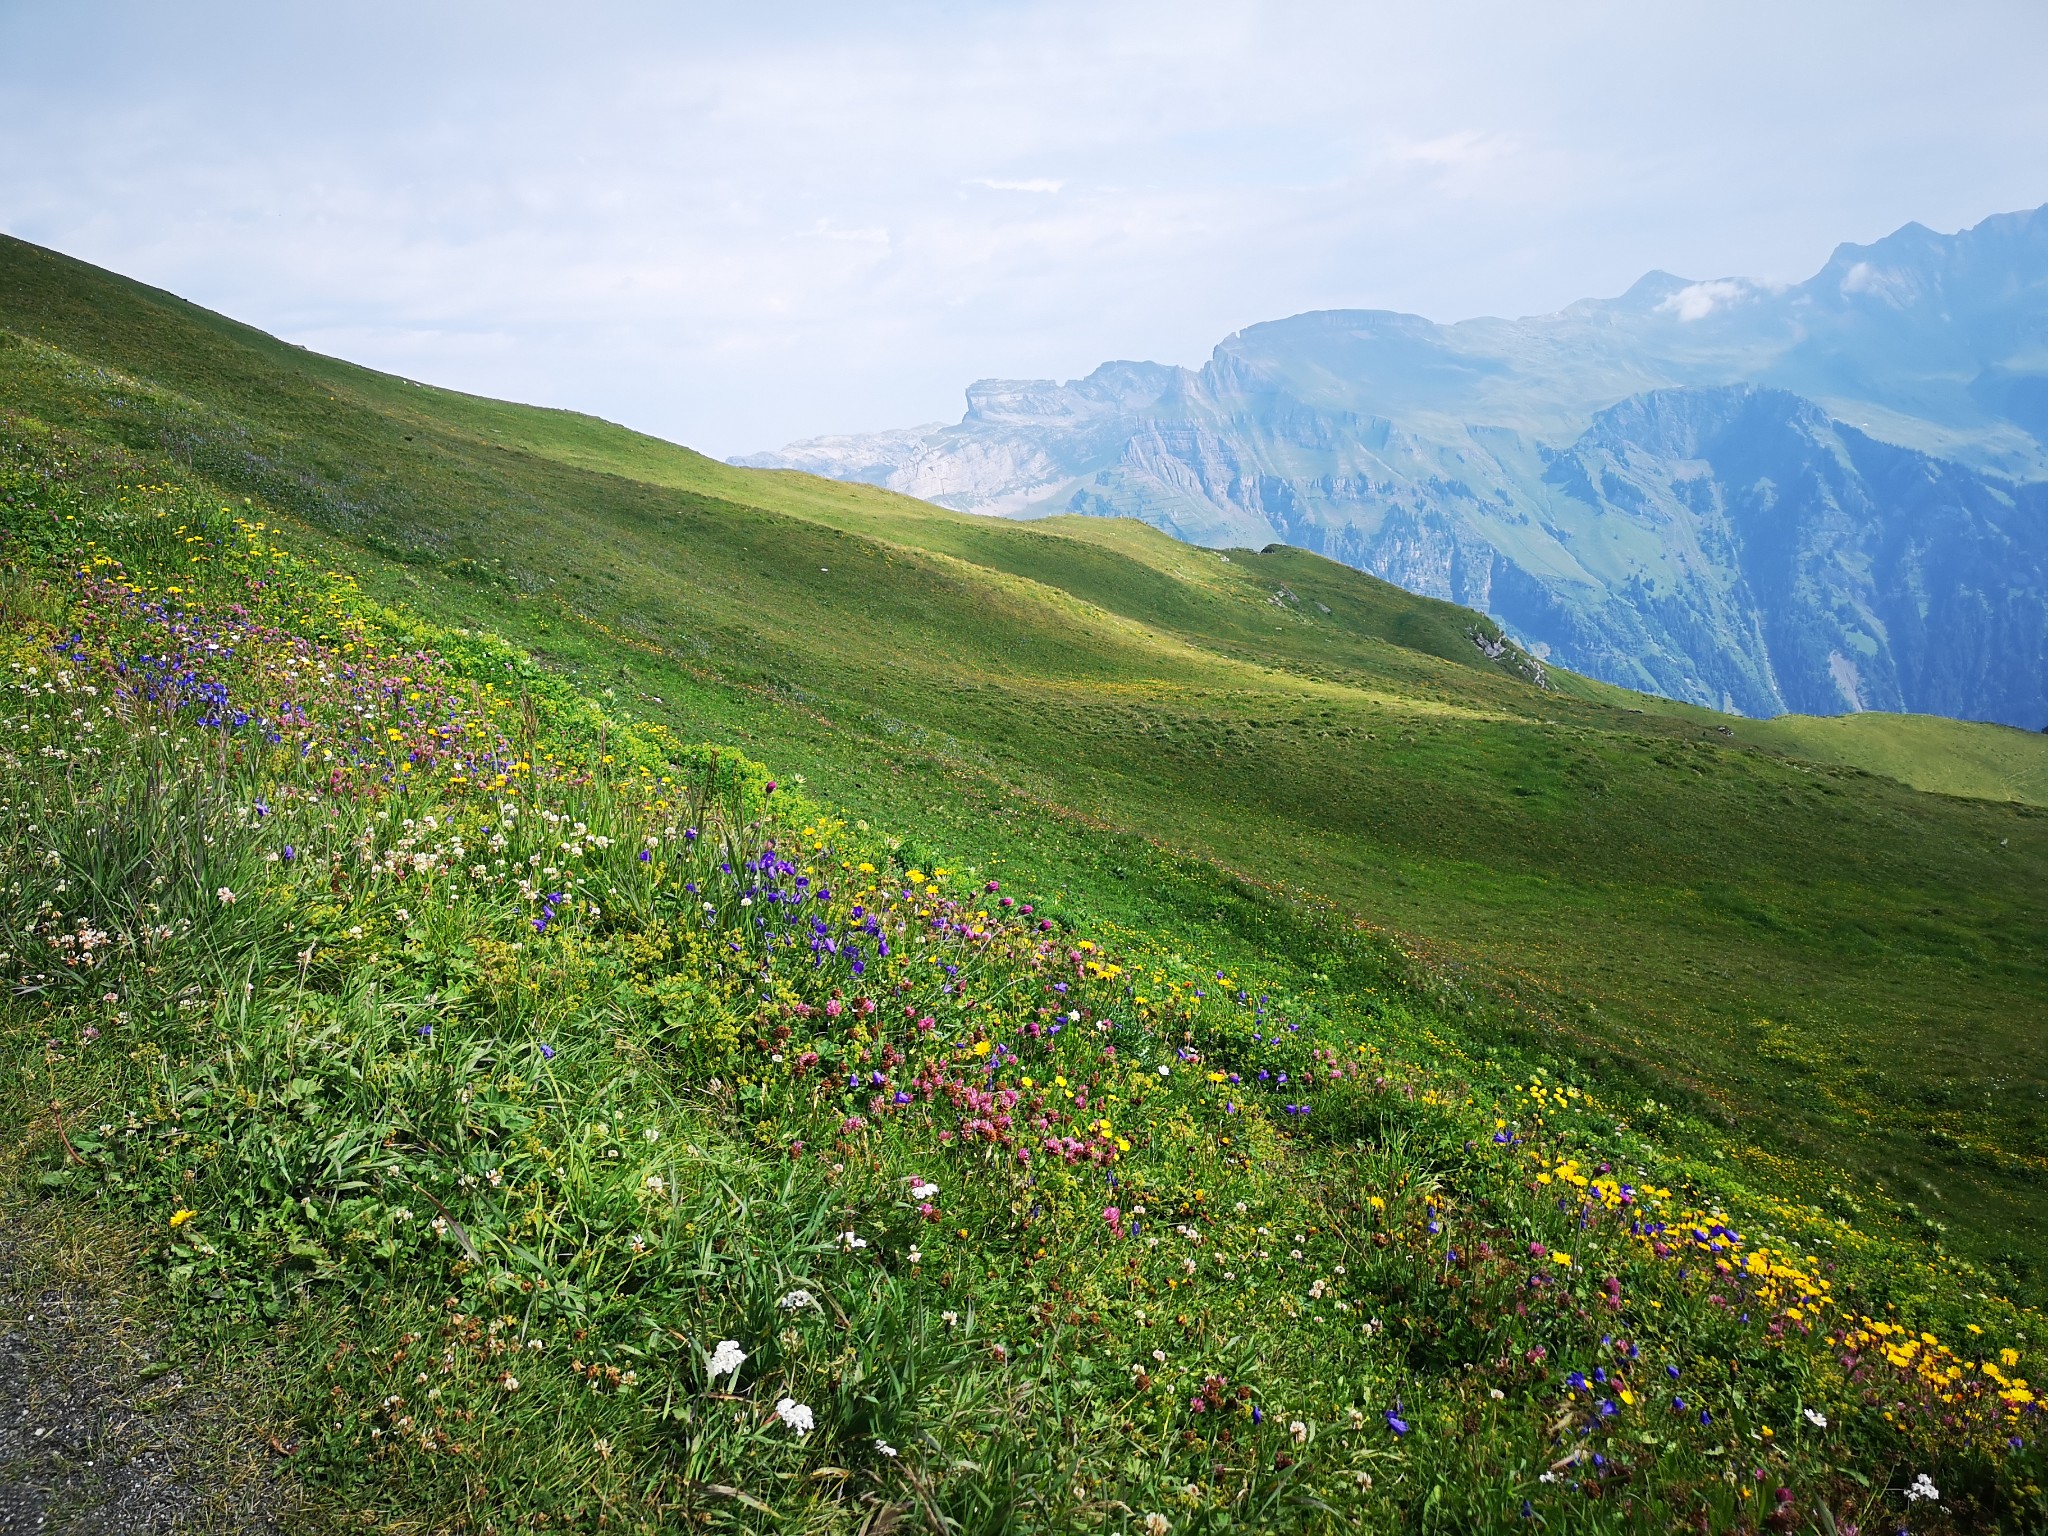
[0,1222,295,1535]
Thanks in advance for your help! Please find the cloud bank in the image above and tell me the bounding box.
[1,0,2044,456]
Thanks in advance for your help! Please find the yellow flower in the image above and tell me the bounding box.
[1551,1252,1573,1266]
[907,870,926,885]
[972,1041,991,1057]
[169,1208,195,1228]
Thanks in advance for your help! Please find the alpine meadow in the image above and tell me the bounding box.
[4,231,2048,1535]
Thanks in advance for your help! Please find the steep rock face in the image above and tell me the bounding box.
[735,206,2048,724]
[1522,388,2048,721]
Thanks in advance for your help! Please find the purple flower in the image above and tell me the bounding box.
[1385,1410,1409,1437]
[539,1043,556,1060]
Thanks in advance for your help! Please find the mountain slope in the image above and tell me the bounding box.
[740,205,2048,727]
[1513,386,2048,720]
[5,231,2048,1292]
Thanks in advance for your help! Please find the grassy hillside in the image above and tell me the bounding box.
[4,234,2048,1528]
[2,232,2045,1300]
[3,437,2042,1535]
[1745,711,2048,807]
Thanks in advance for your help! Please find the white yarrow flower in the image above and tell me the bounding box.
[775,1397,815,1436]
[874,1437,898,1457]
[777,1289,816,1310]
[1905,1472,1939,1503]
[706,1339,747,1382]
[839,1230,868,1250]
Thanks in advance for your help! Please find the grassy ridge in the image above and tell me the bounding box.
[3,451,2044,1533]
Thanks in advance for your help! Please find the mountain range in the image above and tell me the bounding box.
[738,206,2048,726]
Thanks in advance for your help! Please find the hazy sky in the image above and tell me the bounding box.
[3,1,2045,456]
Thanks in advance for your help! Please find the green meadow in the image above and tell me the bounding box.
[3,232,2047,1531]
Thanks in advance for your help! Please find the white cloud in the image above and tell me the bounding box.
[1656,278,1751,322]
[1384,130,1515,170]
[1838,260,1916,306]
[0,1,2043,455]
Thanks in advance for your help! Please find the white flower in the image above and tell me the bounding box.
[774,1397,815,1436]
[874,1438,898,1457]
[1289,1420,1308,1445]
[907,1246,923,1265]
[1905,1473,1939,1503]
[500,1373,520,1392]
[1803,1407,1827,1429]
[216,887,236,904]
[839,1230,868,1250]
[644,1174,666,1195]
[941,1310,959,1328]
[1489,1387,1505,1400]
[1143,1515,1170,1536]
[1156,1065,1169,1077]
[910,1181,939,1201]
[706,1339,747,1382]
[777,1289,815,1310]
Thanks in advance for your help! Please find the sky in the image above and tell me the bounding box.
[3,1,2046,458]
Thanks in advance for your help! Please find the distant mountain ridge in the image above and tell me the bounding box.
[738,205,2048,725]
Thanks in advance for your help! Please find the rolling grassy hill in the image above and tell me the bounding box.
[3,230,2045,1298]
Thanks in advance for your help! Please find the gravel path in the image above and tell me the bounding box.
[0,1220,295,1535]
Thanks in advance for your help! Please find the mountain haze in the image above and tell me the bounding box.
[740,205,2048,726]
